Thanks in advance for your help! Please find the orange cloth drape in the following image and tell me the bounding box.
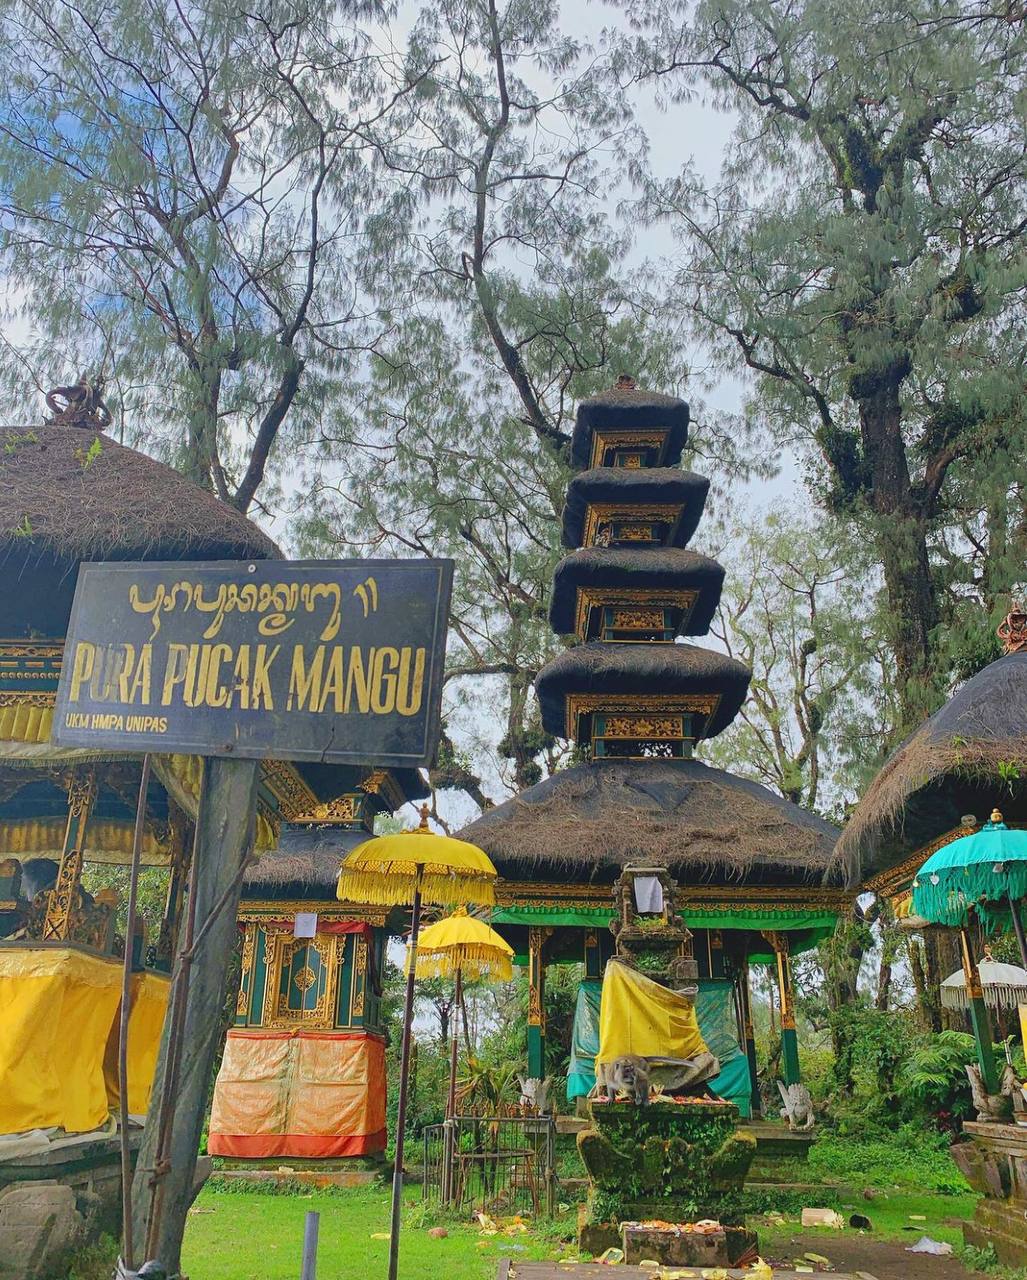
[207,1029,386,1158]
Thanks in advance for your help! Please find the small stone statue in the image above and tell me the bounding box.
[966,1062,1017,1123]
[778,1081,816,1132]
[517,1075,552,1114]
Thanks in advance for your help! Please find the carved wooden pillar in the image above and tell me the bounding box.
[41,767,97,940]
[763,930,800,1086]
[527,926,551,1078]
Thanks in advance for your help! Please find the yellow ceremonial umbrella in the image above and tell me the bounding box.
[414,906,514,1120]
[338,807,496,1280]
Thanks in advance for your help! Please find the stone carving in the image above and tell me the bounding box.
[967,1062,1018,1123]
[778,1081,816,1131]
[517,1075,552,1114]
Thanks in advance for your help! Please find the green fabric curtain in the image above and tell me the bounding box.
[493,903,839,962]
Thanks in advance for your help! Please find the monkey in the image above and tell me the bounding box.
[596,1054,651,1106]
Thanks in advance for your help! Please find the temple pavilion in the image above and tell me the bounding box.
[461,378,851,1113]
[0,401,413,1266]
[834,609,1027,1267]
[209,766,426,1163]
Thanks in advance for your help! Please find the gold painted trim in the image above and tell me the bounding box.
[588,430,667,469]
[261,759,319,821]
[494,879,853,913]
[861,822,1025,896]
[237,899,389,926]
[582,502,684,548]
[573,587,698,641]
[0,691,55,708]
[261,932,341,1030]
[360,769,407,813]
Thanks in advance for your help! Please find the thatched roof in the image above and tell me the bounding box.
[458,758,839,887]
[244,824,366,898]
[534,641,750,740]
[549,547,724,637]
[571,386,689,470]
[832,650,1027,885]
[0,424,279,636]
[562,468,710,549]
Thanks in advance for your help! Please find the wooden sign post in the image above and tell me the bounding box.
[52,557,453,1276]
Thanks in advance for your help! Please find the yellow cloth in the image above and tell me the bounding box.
[103,970,171,1114]
[597,959,708,1065]
[0,946,122,1133]
[0,818,170,864]
[0,702,53,744]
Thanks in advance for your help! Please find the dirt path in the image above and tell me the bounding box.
[764,1235,982,1278]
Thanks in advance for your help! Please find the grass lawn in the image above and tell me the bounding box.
[177,1180,984,1280]
[181,1184,576,1280]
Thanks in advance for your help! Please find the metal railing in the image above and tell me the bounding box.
[422,1114,556,1217]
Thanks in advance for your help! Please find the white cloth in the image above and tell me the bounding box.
[294,912,317,938]
[633,876,664,914]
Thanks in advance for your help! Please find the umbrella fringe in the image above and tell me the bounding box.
[413,946,513,982]
[337,868,495,908]
[940,983,1027,1012]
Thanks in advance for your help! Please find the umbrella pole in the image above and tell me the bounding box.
[961,924,1000,1095]
[442,965,462,1207]
[1007,891,1027,970]
[388,869,423,1280]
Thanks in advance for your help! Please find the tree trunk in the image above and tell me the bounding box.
[856,381,940,726]
[130,757,259,1273]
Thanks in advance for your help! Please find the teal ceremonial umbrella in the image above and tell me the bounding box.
[912,809,1027,1096]
[912,810,1027,968]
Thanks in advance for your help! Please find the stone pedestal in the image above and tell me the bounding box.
[950,1121,1027,1268]
[576,1099,757,1259]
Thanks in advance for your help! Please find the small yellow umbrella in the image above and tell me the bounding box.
[337,807,497,1280]
[413,907,514,1123]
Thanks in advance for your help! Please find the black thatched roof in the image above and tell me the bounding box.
[571,386,689,470]
[244,824,367,899]
[549,547,725,637]
[458,758,839,887]
[0,425,280,637]
[833,650,1027,886]
[562,468,710,549]
[535,641,751,739]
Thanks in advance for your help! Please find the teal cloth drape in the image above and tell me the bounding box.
[565,975,750,1116]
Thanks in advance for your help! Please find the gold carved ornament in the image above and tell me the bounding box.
[582,503,684,549]
[360,768,406,814]
[261,933,340,1030]
[565,692,719,741]
[998,602,1027,655]
[588,429,667,469]
[260,759,319,821]
[352,936,368,1018]
[237,924,256,1017]
[601,715,684,740]
[574,587,696,641]
[41,769,97,941]
[527,926,553,1029]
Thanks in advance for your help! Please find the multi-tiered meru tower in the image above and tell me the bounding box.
[461,378,847,1113]
[536,374,749,764]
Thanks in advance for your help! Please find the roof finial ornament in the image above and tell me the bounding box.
[997,601,1027,655]
[614,373,637,391]
[45,374,112,430]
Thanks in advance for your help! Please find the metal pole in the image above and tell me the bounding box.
[388,869,423,1280]
[118,753,151,1271]
[300,1210,319,1280]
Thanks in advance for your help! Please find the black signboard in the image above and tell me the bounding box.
[53,559,453,767]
